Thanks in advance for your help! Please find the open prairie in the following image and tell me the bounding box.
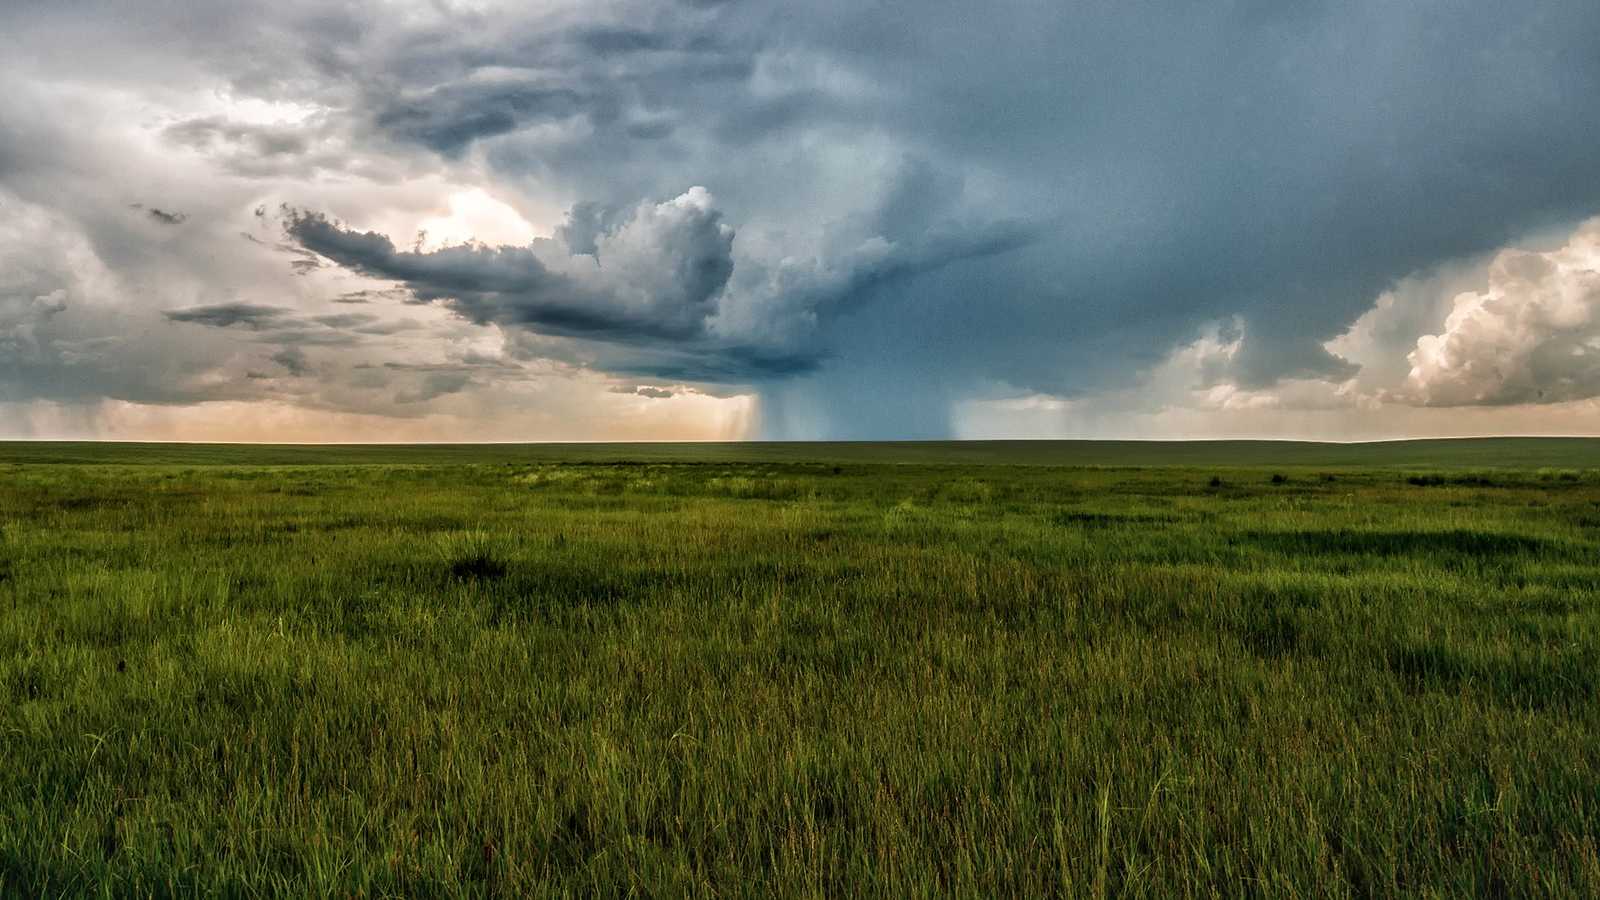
[3,440,1599,896]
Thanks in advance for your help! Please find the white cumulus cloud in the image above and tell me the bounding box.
[1403,220,1600,406]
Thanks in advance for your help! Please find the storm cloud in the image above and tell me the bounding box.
[285,187,734,341]
[164,303,296,331]
[5,0,1600,439]
[284,180,1036,381]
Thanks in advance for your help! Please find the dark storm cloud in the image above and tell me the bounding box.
[313,312,378,329]
[374,83,589,157]
[332,288,413,305]
[286,210,649,331]
[284,188,743,344]
[625,120,674,141]
[285,196,806,380]
[597,343,822,382]
[829,218,1038,308]
[165,114,396,181]
[239,231,327,275]
[166,117,309,159]
[271,346,311,376]
[381,356,522,375]
[577,26,670,56]
[164,303,295,331]
[555,202,624,259]
[163,302,393,346]
[286,178,1039,382]
[350,15,754,161]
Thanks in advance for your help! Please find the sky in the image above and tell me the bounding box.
[4,0,1600,442]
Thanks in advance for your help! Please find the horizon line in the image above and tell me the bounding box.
[3,435,1599,448]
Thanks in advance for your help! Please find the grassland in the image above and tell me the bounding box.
[2,440,1599,896]
[5,436,1600,468]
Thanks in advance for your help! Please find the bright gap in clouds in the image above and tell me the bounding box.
[414,189,542,251]
[211,95,321,127]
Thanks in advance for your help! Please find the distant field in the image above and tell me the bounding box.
[3,446,1599,895]
[3,435,1600,468]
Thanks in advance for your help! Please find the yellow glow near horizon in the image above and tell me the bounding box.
[0,392,760,443]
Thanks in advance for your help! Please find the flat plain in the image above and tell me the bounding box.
[3,439,1599,896]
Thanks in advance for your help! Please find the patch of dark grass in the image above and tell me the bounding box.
[5,667,49,703]
[449,553,508,581]
[1053,511,1179,528]
[54,496,129,512]
[1237,610,1307,660]
[1407,473,1502,487]
[1386,641,1597,709]
[1244,528,1560,559]
[480,566,649,623]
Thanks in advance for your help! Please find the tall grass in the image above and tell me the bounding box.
[2,457,1598,896]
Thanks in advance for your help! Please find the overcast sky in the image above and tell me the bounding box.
[4,0,1600,441]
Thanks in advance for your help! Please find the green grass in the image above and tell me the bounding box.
[2,441,1599,896]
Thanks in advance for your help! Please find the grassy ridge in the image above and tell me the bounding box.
[3,455,1599,895]
[3,436,1599,467]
